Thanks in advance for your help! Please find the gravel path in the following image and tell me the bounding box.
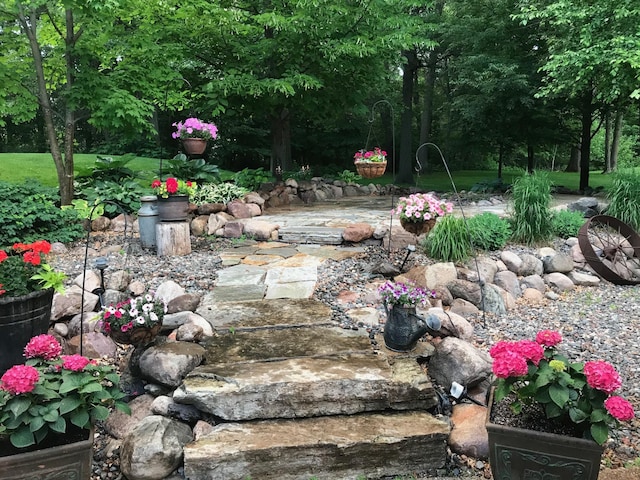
[51,234,640,479]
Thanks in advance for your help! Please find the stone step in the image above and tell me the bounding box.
[174,351,438,421]
[278,226,345,244]
[184,411,450,480]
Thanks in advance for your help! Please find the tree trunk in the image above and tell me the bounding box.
[61,9,76,205]
[603,111,611,173]
[270,108,292,175]
[579,89,594,192]
[527,144,535,173]
[609,111,623,172]
[566,145,580,172]
[418,53,438,171]
[397,49,418,184]
[497,143,503,179]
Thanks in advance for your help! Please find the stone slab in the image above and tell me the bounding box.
[264,266,318,284]
[202,285,266,303]
[201,326,372,365]
[195,298,333,331]
[214,264,266,286]
[278,226,345,244]
[255,247,299,258]
[174,353,438,420]
[183,411,449,480]
[264,281,317,299]
[240,254,284,265]
[296,244,366,261]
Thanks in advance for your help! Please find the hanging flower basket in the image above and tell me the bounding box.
[355,161,387,179]
[400,217,436,236]
[108,323,163,346]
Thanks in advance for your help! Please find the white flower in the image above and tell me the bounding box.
[145,294,153,302]
[136,316,145,325]
[130,308,139,317]
[150,312,158,321]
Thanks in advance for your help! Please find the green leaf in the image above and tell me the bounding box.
[70,409,90,429]
[50,416,67,434]
[10,426,35,448]
[59,378,83,394]
[8,397,31,418]
[92,405,110,421]
[549,384,570,408]
[590,408,608,423]
[545,402,563,418]
[79,382,104,394]
[59,396,83,415]
[569,407,589,423]
[590,422,609,445]
[29,416,45,432]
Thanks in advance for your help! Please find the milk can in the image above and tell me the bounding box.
[138,195,158,248]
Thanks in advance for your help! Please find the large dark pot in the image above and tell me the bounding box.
[182,138,207,155]
[0,427,93,480]
[0,289,54,374]
[157,195,190,222]
[486,388,603,480]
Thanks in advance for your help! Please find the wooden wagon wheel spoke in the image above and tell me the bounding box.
[578,215,640,285]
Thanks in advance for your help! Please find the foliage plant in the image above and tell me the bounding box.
[393,193,454,223]
[191,182,249,205]
[337,169,362,183]
[163,154,221,184]
[281,164,313,181]
[99,294,167,336]
[61,199,105,221]
[233,167,273,191]
[80,179,147,217]
[606,172,640,231]
[468,213,512,251]
[0,335,130,449]
[510,172,553,244]
[378,281,435,308]
[550,209,586,239]
[0,241,66,297]
[422,215,472,262]
[74,154,141,188]
[0,181,84,246]
[353,147,387,163]
[172,118,218,141]
[151,177,197,199]
[490,330,635,445]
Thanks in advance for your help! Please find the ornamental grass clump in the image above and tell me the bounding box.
[490,330,635,445]
[0,335,129,449]
[378,281,435,308]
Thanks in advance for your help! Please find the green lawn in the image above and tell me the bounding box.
[0,152,621,193]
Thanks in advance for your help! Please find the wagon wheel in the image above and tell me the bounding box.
[578,215,640,285]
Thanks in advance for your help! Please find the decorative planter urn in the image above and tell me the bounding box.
[182,138,207,155]
[486,388,603,480]
[0,289,54,373]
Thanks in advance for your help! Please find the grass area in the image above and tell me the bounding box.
[0,153,621,193]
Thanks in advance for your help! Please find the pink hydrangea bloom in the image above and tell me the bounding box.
[0,364,39,394]
[492,351,529,378]
[513,340,545,365]
[604,396,635,421]
[536,330,562,347]
[489,340,515,359]
[61,354,91,372]
[24,334,62,360]
[584,360,622,394]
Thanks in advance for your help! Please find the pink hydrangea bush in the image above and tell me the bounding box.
[490,330,635,445]
[0,334,129,449]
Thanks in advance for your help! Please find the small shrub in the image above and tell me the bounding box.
[80,179,147,217]
[192,182,249,205]
[234,168,273,191]
[468,212,511,251]
[0,180,84,246]
[337,170,362,183]
[470,178,510,193]
[550,209,586,239]
[606,172,640,230]
[422,215,472,262]
[75,154,141,190]
[510,172,553,244]
[282,163,313,181]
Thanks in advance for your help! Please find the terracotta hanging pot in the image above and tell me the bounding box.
[400,217,436,236]
[355,161,387,179]
[182,138,207,155]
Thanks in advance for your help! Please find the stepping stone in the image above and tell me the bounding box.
[183,411,449,480]
[173,352,438,420]
[279,226,345,244]
[200,285,266,303]
[264,281,316,299]
[201,326,372,365]
[215,264,266,286]
[195,298,333,331]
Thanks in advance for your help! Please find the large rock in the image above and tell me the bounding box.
[428,337,492,391]
[493,270,522,298]
[184,412,449,480]
[500,251,523,273]
[424,262,458,290]
[446,279,482,307]
[449,403,489,459]
[342,223,374,243]
[544,272,575,293]
[138,341,206,387]
[518,254,544,276]
[120,415,193,480]
[51,286,99,321]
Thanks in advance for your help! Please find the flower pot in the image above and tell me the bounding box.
[0,289,54,374]
[109,322,163,346]
[400,217,436,236]
[157,195,190,222]
[182,138,207,155]
[355,161,387,179]
[383,305,429,352]
[0,427,93,480]
[486,388,603,480]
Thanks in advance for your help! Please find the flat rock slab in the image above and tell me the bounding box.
[202,326,372,365]
[279,226,345,244]
[183,411,449,480]
[202,285,266,303]
[215,264,266,286]
[174,352,438,420]
[196,298,332,331]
